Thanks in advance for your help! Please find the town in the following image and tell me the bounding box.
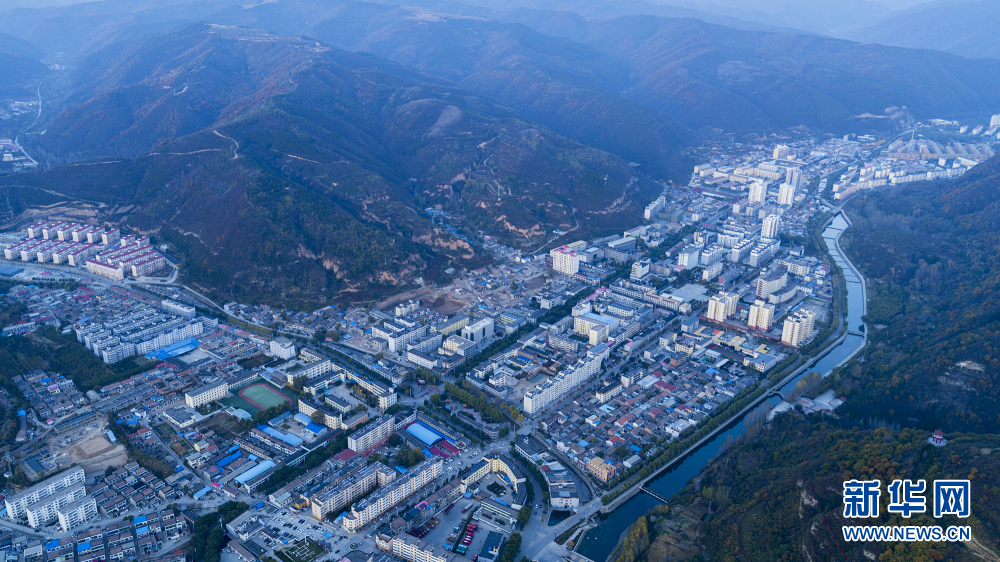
[0,120,993,562]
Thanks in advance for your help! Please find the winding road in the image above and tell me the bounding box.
[214,129,240,159]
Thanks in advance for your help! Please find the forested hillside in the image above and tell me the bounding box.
[4,25,656,307]
[837,155,1000,432]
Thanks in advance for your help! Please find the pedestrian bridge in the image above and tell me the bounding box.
[640,486,669,504]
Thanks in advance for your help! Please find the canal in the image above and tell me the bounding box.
[576,213,866,562]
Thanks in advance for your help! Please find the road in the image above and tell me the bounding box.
[12,78,45,167]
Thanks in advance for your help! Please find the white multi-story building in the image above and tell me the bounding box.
[748,300,775,331]
[777,183,796,206]
[342,458,443,532]
[161,300,196,319]
[773,144,790,160]
[57,495,98,532]
[550,245,582,275]
[26,483,87,529]
[700,244,724,265]
[270,338,297,360]
[573,313,613,346]
[5,466,85,521]
[676,244,701,268]
[278,353,332,384]
[756,270,788,299]
[706,292,738,322]
[309,459,396,520]
[631,258,650,280]
[702,261,723,281]
[395,299,421,317]
[185,380,228,408]
[748,181,766,205]
[348,416,395,453]
[785,167,802,188]
[390,534,461,562]
[730,239,754,262]
[762,214,781,239]
[781,309,816,347]
[644,195,667,220]
[596,381,623,403]
[372,322,428,353]
[461,317,494,344]
[407,333,443,354]
[524,344,609,414]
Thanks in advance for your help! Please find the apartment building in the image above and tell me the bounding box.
[706,292,738,323]
[523,344,609,414]
[748,181,766,205]
[342,457,443,532]
[372,321,428,353]
[390,534,463,562]
[309,460,396,520]
[755,270,788,299]
[5,466,86,520]
[26,482,87,528]
[57,495,98,532]
[781,309,816,347]
[184,380,228,408]
[762,214,781,239]
[347,416,395,453]
[550,245,583,275]
[747,300,775,332]
[777,183,796,206]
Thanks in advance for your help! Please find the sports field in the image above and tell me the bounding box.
[221,381,292,415]
[241,383,292,409]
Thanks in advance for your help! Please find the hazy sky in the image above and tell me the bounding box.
[663,0,932,13]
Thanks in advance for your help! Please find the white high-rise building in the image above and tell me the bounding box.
[700,244,725,265]
[991,114,1000,127]
[785,167,802,188]
[777,183,796,206]
[706,292,738,322]
[762,215,781,239]
[781,310,816,347]
[631,258,651,280]
[773,145,790,160]
[748,181,766,205]
[748,300,775,332]
[551,246,581,275]
[677,245,701,268]
[644,196,667,220]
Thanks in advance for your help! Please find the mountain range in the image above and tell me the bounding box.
[5,25,654,306]
[1,0,1000,304]
[853,0,1000,60]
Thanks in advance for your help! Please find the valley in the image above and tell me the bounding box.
[0,1,999,562]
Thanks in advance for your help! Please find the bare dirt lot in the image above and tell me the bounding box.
[428,296,467,315]
[63,431,127,473]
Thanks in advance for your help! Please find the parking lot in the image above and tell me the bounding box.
[418,499,478,549]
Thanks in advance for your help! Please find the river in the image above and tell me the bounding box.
[576,213,866,562]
